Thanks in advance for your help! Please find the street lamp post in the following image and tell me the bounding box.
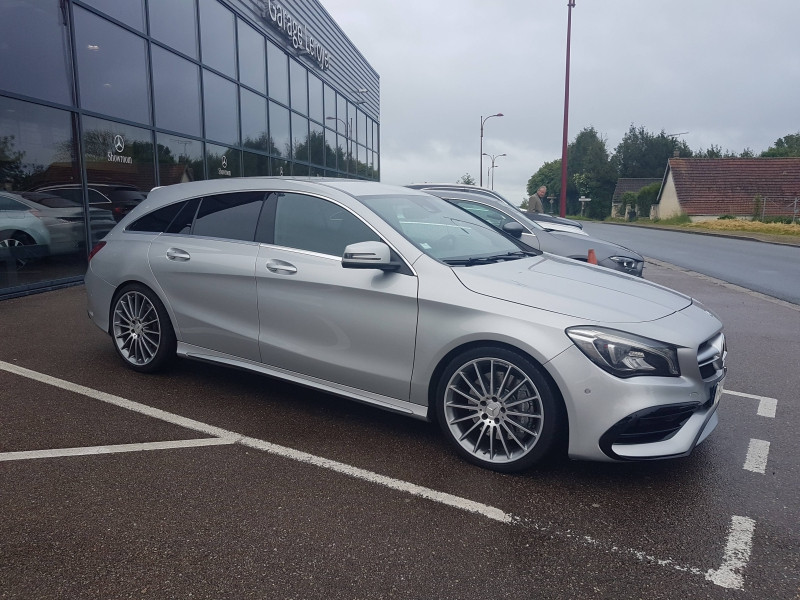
[558,0,576,218]
[479,113,503,187]
[482,152,506,190]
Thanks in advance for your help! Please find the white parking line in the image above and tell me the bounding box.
[705,516,756,590]
[743,439,771,474]
[0,437,239,462]
[0,359,753,588]
[723,389,778,418]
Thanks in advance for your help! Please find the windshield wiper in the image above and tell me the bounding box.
[444,251,535,266]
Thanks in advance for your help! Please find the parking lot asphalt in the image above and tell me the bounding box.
[1,261,799,599]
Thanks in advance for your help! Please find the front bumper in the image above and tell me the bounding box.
[547,341,725,462]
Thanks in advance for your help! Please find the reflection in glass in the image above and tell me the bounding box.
[81,0,145,31]
[243,151,269,176]
[238,21,266,94]
[267,41,289,105]
[152,46,202,137]
[203,71,239,146]
[241,89,268,151]
[149,0,198,58]
[199,0,236,77]
[291,113,308,161]
[309,123,324,166]
[271,159,289,176]
[0,98,86,290]
[324,84,336,123]
[74,7,150,125]
[269,102,290,158]
[324,128,337,171]
[80,115,153,222]
[290,60,308,115]
[207,144,240,179]
[0,0,73,105]
[358,110,367,146]
[157,133,204,186]
[308,74,323,123]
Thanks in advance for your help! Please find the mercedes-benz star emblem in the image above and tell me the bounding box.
[221,156,228,168]
[113,135,125,153]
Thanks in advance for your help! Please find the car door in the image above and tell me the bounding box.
[255,191,419,401]
[147,192,265,362]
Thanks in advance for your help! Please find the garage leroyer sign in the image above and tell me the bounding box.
[257,0,332,71]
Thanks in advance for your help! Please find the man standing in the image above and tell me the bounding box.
[529,185,546,213]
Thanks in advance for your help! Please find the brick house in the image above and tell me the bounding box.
[653,158,800,221]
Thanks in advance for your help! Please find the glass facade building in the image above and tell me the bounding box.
[0,0,380,299]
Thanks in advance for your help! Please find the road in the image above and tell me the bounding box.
[580,222,800,305]
[1,251,798,598]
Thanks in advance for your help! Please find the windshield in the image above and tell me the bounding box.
[357,193,530,262]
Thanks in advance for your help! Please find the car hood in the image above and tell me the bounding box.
[540,230,643,260]
[453,253,691,323]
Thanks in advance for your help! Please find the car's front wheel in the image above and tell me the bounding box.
[111,284,176,373]
[435,347,563,472]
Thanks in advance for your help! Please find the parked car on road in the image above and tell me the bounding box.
[407,183,586,234]
[12,192,117,252]
[35,183,146,222]
[416,186,645,277]
[85,178,726,472]
[0,192,51,267]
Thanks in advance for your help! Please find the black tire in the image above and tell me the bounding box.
[0,230,36,268]
[435,346,563,472]
[110,283,176,373]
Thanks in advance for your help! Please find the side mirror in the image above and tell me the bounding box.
[502,222,524,238]
[342,241,401,271]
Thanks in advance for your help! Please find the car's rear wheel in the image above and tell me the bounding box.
[111,284,176,373]
[436,347,563,472]
[0,231,36,268]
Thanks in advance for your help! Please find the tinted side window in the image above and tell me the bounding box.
[0,196,27,211]
[274,193,379,256]
[166,198,201,234]
[128,201,187,233]
[192,192,265,241]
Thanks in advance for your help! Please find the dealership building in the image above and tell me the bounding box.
[0,0,379,299]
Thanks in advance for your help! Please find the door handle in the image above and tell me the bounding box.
[166,248,191,261]
[265,259,297,274]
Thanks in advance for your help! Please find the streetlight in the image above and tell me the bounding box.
[482,152,506,190]
[558,0,576,218]
[479,113,503,186]
[326,116,353,170]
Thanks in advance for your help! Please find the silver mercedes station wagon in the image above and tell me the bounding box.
[85,178,727,472]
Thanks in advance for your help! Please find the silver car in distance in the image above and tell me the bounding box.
[85,178,727,472]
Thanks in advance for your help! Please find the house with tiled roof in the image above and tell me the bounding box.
[654,158,800,221]
[610,178,661,218]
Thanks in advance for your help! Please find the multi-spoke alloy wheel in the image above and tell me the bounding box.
[0,232,35,268]
[437,348,561,471]
[111,284,175,372]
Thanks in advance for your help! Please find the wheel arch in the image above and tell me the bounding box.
[425,339,567,430]
[108,278,176,336]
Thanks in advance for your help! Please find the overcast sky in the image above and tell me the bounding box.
[321,0,800,206]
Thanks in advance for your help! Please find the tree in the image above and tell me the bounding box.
[526,127,616,217]
[456,173,475,185]
[526,159,561,200]
[612,125,691,178]
[761,132,800,157]
[635,181,661,218]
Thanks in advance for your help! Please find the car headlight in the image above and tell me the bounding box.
[566,327,680,378]
[608,256,642,273]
